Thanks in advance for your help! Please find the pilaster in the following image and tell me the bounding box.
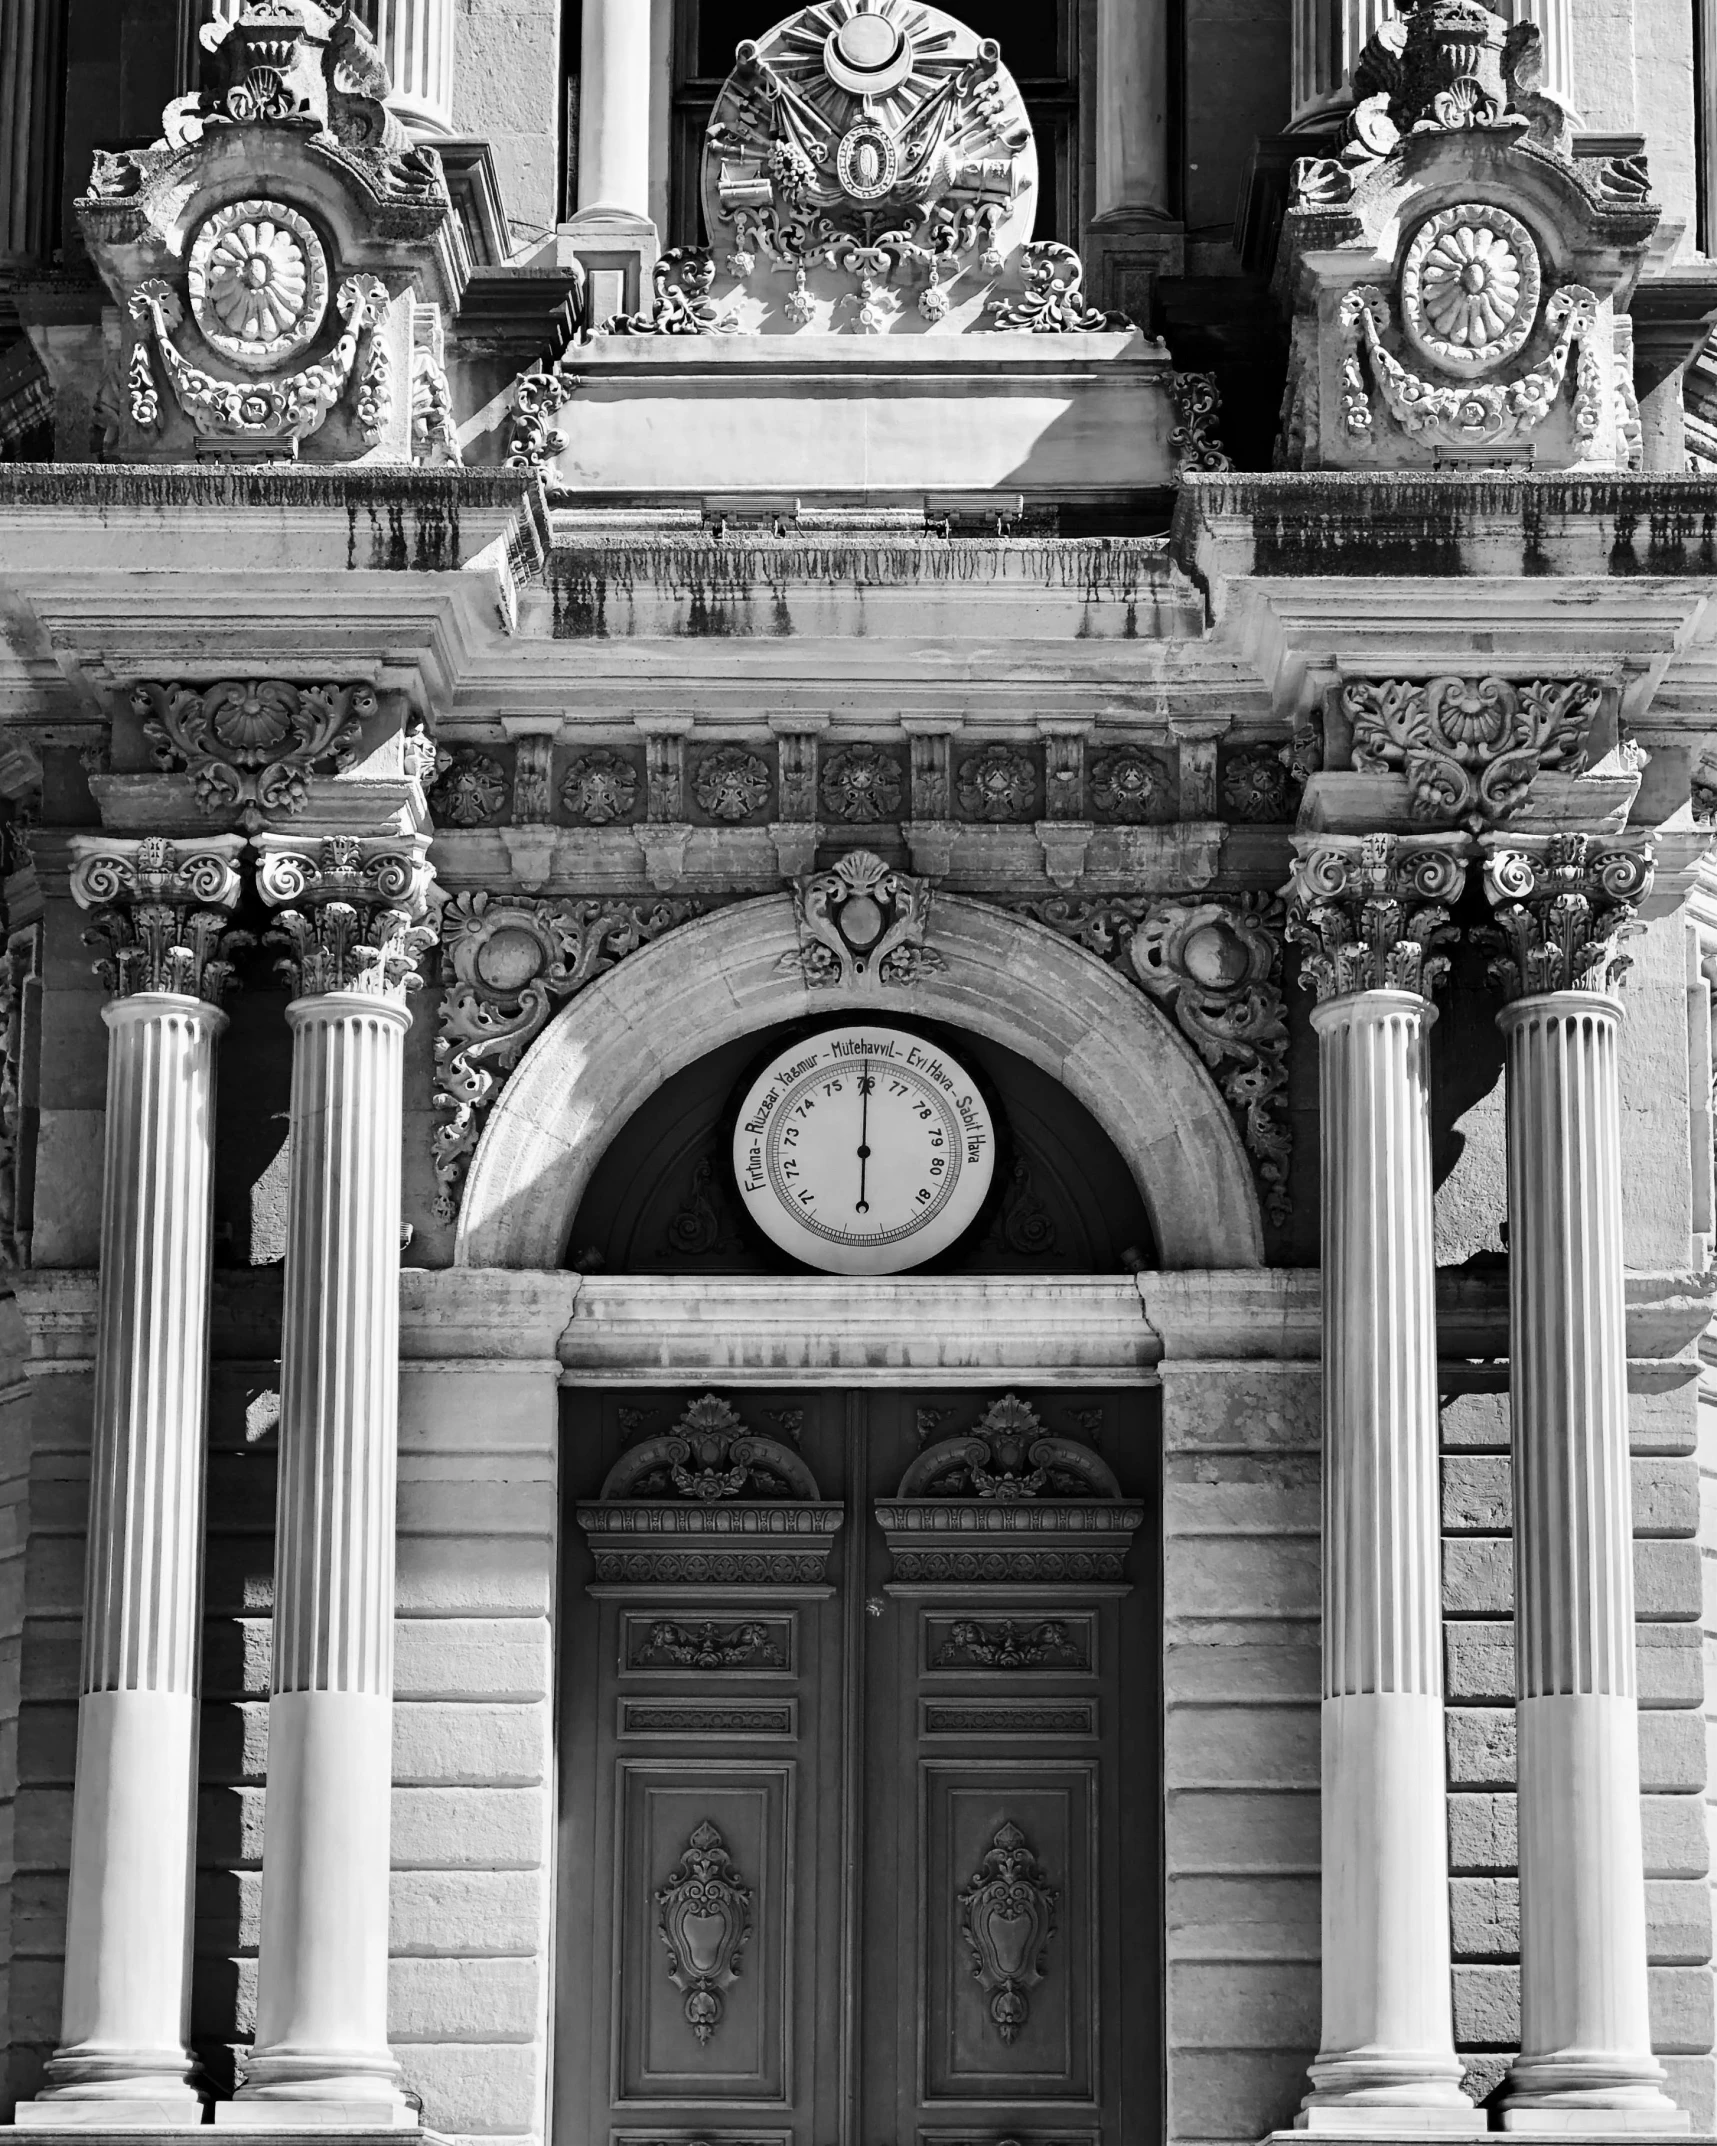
[1284,832,1482,2132]
[1481,833,1689,2134]
[226,835,434,2127]
[15,835,245,2124]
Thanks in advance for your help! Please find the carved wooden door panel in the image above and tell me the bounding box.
[556,1388,1158,2146]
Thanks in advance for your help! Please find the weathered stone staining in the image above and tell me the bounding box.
[6,0,1717,2139]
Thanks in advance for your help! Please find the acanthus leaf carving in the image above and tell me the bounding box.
[780,847,946,989]
[69,833,251,1004]
[132,678,371,829]
[986,243,1122,333]
[656,1821,754,2046]
[1477,830,1654,998]
[1169,372,1235,472]
[1344,674,1599,832]
[1284,832,1469,1002]
[431,892,704,1223]
[255,832,435,1001]
[958,1822,1058,2044]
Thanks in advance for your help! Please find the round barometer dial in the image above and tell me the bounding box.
[732,1026,996,1275]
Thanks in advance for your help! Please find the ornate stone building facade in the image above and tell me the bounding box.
[3,3,1717,2146]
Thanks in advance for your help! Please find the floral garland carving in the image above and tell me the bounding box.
[131,679,370,828]
[1339,281,1600,453]
[432,892,703,1222]
[1014,893,1292,1225]
[128,271,389,451]
[1344,675,1599,832]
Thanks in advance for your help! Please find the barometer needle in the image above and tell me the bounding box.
[856,1058,871,1214]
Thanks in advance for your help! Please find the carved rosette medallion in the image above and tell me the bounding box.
[958,1821,1058,2044]
[575,1394,845,1585]
[957,745,1036,822]
[1345,675,1598,831]
[1222,743,1296,822]
[1478,831,1654,999]
[780,848,946,989]
[561,749,640,825]
[876,1393,1143,1583]
[431,892,702,1221]
[69,834,250,1004]
[694,746,773,822]
[821,743,905,822]
[1400,205,1542,376]
[186,198,330,370]
[427,748,507,828]
[255,832,435,1002]
[1089,746,1168,824]
[1285,833,1468,1003]
[656,1821,754,2045]
[131,678,371,829]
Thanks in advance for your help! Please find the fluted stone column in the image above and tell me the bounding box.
[15,835,246,2124]
[221,835,434,2128]
[1286,833,1482,2134]
[1482,834,1687,2135]
[369,0,455,135]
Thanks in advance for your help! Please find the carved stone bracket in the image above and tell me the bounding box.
[958,1822,1058,2044]
[69,833,249,1003]
[1015,894,1292,1227]
[131,679,372,829]
[1343,675,1600,831]
[1478,831,1655,999]
[656,1820,754,2045]
[780,848,946,989]
[575,1393,845,1584]
[255,832,435,1002]
[431,891,704,1223]
[877,1393,1143,1584]
[1284,833,1469,1002]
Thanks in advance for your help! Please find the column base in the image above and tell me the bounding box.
[556,206,660,327]
[14,2103,206,2130]
[1292,2106,1487,2134]
[1499,2117,1692,2136]
[215,2106,417,2132]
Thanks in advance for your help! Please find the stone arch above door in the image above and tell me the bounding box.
[453,891,1266,1270]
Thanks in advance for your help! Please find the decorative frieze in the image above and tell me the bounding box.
[1285,833,1468,1002]
[1018,894,1292,1226]
[255,832,436,1001]
[1478,831,1654,999]
[1344,675,1599,831]
[432,891,703,1221]
[69,833,248,1003]
[780,848,944,990]
[132,678,371,828]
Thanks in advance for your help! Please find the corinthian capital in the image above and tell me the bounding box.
[1479,832,1654,1001]
[1284,832,1469,1003]
[68,833,249,1004]
[255,833,436,1001]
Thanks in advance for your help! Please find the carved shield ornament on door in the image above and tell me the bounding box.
[655,1819,755,2044]
[957,1820,1059,2043]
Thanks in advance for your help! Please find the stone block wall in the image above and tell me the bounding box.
[0,1291,31,2103]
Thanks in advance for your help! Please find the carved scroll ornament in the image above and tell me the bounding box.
[780,848,946,989]
[1017,894,1291,1226]
[431,892,702,1222]
[1478,831,1654,998]
[656,1821,754,2045]
[959,1821,1058,2044]
[131,678,370,828]
[1345,674,1598,831]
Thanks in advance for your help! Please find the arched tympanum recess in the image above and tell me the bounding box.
[453,892,1265,1270]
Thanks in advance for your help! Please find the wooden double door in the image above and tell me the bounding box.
[556,1388,1160,2146]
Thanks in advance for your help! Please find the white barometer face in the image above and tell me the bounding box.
[732,1026,996,1275]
